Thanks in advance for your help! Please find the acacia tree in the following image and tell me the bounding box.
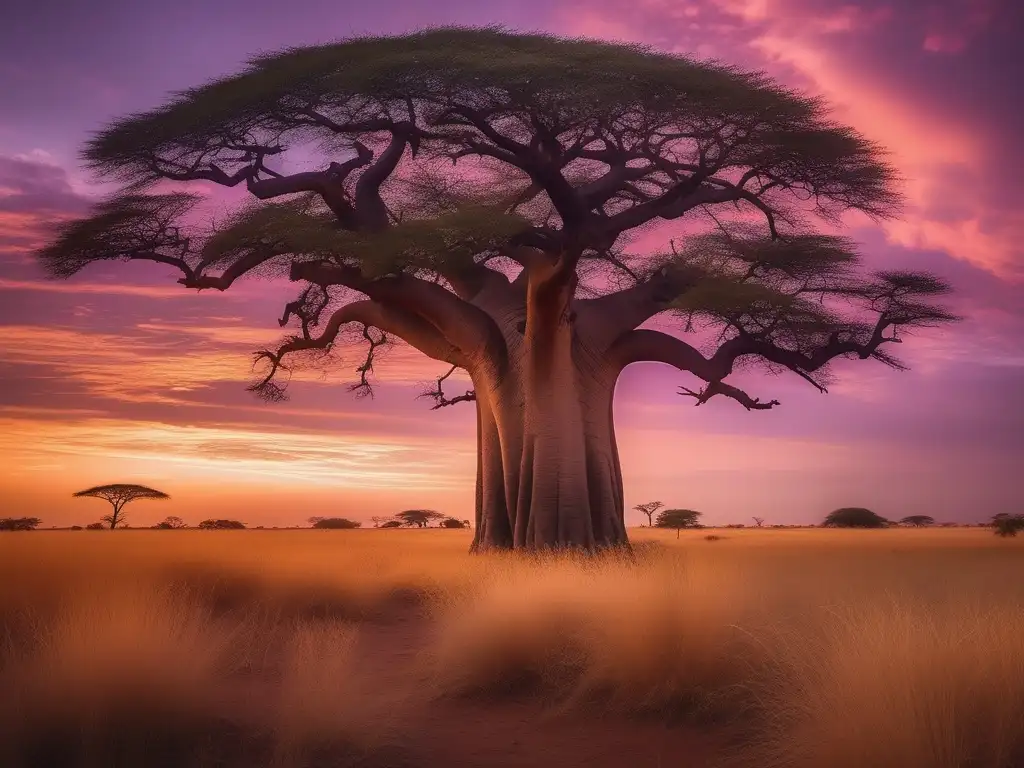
[822,507,888,528]
[899,514,935,528]
[395,509,445,528]
[72,484,169,529]
[40,29,958,552]
[655,508,701,538]
[633,501,665,527]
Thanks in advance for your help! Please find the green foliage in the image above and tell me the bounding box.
[80,27,895,239]
[197,519,247,530]
[823,508,888,528]
[34,26,956,428]
[83,28,829,182]
[38,194,200,278]
[655,509,702,530]
[0,517,41,531]
[200,196,527,280]
[311,517,362,529]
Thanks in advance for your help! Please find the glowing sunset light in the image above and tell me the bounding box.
[0,0,1020,529]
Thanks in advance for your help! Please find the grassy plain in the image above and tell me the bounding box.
[1,527,1022,767]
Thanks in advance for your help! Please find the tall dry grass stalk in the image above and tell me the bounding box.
[0,583,248,766]
[1,528,1022,767]
[271,618,408,765]
[746,598,1024,768]
[0,578,401,767]
[429,549,764,715]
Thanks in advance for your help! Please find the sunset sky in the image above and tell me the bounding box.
[1,0,1021,528]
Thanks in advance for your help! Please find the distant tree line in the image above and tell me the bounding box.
[630,502,1024,535]
[0,517,41,531]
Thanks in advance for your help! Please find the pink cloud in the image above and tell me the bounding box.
[556,0,1021,279]
[922,33,968,53]
[922,0,997,54]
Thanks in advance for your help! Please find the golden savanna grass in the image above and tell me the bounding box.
[1,527,1023,767]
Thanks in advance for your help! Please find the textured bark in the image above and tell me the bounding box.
[467,268,630,553]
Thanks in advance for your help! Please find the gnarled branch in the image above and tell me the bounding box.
[419,364,477,410]
[249,298,467,401]
[611,328,780,410]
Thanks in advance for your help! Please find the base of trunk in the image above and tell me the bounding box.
[469,373,627,554]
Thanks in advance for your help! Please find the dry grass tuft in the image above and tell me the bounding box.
[429,550,760,716]
[0,576,407,767]
[0,583,249,766]
[746,599,1024,768]
[2,527,1023,767]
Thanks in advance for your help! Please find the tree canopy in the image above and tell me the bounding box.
[39,28,959,552]
[72,484,169,529]
[310,517,362,529]
[899,515,935,527]
[633,501,665,527]
[991,514,1024,538]
[822,508,888,528]
[395,509,446,528]
[197,519,247,529]
[655,508,702,532]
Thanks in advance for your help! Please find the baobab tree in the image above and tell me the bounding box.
[633,501,665,528]
[72,484,169,529]
[39,29,958,552]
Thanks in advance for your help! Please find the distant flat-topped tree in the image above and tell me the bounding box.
[396,509,445,528]
[40,28,958,552]
[72,484,169,529]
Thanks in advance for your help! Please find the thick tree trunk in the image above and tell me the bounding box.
[468,268,629,553]
[469,372,627,552]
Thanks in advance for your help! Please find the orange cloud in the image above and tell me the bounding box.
[0,321,462,406]
[0,278,199,298]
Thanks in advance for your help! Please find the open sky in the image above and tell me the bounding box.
[1,0,1021,528]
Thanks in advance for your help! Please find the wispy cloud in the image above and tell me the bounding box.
[555,0,1023,279]
[0,417,474,490]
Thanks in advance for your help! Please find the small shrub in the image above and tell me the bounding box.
[0,517,41,531]
[311,518,361,529]
[992,514,1024,538]
[705,535,722,542]
[197,519,246,530]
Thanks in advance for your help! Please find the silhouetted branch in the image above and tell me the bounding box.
[349,324,389,399]
[419,365,477,410]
